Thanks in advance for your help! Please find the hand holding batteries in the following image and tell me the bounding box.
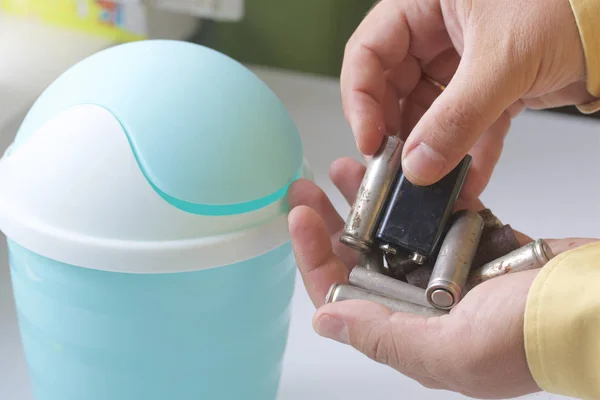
[340,0,594,203]
[288,157,598,399]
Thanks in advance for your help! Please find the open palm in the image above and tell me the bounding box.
[287,156,596,398]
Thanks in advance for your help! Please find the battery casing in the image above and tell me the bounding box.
[375,155,472,259]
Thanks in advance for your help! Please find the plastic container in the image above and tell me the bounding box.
[0,40,310,400]
[0,0,200,42]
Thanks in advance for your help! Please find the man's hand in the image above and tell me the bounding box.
[288,157,598,399]
[341,0,595,203]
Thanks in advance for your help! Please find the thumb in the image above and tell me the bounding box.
[401,53,522,186]
[546,237,600,255]
[313,300,442,371]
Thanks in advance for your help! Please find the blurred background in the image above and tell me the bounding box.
[0,0,375,136]
[0,0,592,140]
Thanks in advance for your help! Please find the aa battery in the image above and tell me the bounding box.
[340,135,404,252]
[359,250,386,274]
[348,266,430,307]
[467,239,554,288]
[326,283,447,318]
[426,210,484,310]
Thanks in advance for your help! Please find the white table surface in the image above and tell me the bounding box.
[1,64,599,400]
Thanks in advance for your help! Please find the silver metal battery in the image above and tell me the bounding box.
[326,283,447,318]
[426,210,484,310]
[359,250,386,274]
[349,266,430,307]
[467,239,554,288]
[340,135,404,252]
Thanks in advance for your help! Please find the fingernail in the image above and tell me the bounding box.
[403,142,447,184]
[315,315,349,344]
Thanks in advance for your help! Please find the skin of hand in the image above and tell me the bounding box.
[287,157,599,399]
[341,0,597,204]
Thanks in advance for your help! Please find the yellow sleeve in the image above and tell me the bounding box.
[525,241,600,399]
[569,0,600,113]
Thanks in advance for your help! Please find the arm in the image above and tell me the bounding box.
[525,4,600,396]
[525,241,600,399]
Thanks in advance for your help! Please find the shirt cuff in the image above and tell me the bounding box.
[524,241,600,399]
[576,98,600,114]
[569,0,600,99]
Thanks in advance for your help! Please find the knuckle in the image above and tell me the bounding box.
[439,105,470,138]
[356,322,389,364]
[353,320,405,369]
[389,315,441,373]
[343,37,359,60]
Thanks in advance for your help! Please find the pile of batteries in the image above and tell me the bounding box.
[327,135,554,317]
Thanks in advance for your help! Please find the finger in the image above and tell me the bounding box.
[420,48,460,87]
[340,0,446,155]
[408,78,444,110]
[313,300,446,377]
[397,78,444,141]
[545,238,600,256]
[507,100,526,118]
[398,98,425,141]
[340,3,409,155]
[288,179,344,234]
[384,55,422,99]
[401,47,524,187]
[399,77,511,203]
[289,206,349,307]
[457,112,512,202]
[289,176,360,268]
[329,157,366,205]
[382,82,401,134]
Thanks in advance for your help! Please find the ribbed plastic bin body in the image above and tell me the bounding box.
[8,240,296,400]
[0,40,308,400]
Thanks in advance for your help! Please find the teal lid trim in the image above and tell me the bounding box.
[106,103,302,216]
[9,40,304,216]
[151,169,301,215]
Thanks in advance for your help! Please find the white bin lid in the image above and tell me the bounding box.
[0,40,309,273]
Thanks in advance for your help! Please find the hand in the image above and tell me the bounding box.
[341,0,596,203]
[288,157,598,399]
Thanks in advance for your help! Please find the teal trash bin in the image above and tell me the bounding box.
[0,40,310,400]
